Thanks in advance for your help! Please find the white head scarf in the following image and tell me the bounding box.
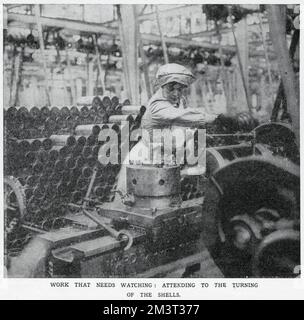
[156,63,195,87]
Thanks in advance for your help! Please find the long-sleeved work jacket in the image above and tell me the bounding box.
[115,89,209,195]
[141,88,206,136]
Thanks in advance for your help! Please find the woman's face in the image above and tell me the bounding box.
[162,82,187,105]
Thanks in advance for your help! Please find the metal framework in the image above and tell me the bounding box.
[7,10,236,53]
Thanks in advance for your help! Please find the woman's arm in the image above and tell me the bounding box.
[150,101,217,127]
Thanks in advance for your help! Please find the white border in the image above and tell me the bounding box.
[0,1,303,300]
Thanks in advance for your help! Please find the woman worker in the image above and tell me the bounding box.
[114,63,221,197]
[141,63,218,136]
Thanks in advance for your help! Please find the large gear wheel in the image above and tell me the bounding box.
[4,176,26,243]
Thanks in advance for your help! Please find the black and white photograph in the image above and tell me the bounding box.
[2,2,300,284]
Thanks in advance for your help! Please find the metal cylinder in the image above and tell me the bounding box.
[70,106,80,117]
[29,106,40,119]
[81,166,93,179]
[25,175,38,187]
[65,156,77,169]
[33,184,45,200]
[95,166,103,179]
[94,186,104,198]
[122,99,131,106]
[75,156,86,168]
[88,108,97,119]
[72,144,84,156]
[86,135,97,146]
[41,138,53,151]
[31,161,44,175]
[17,106,30,120]
[75,136,87,146]
[102,96,112,110]
[70,191,83,203]
[66,180,75,193]
[25,151,37,165]
[92,145,101,158]
[69,168,80,183]
[18,139,31,153]
[38,174,49,186]
[49,171,62,185]
[44,117,57,134]
[56,116,67,131]
[80,106,89,118]
[75,124,102,136]
[126,165,181,209]
[111,96,119,108]
[25,139,42,151]
[40,106,50,119]
[61,170,71,184]
[111,123,120,133]
[50,106,60,119]
[37,149,49,164]
[50,134,76,147]
[206,144,262,176]
[108,114,135,125]
[24,185,34,199]
[57,181,68,196]
[87,155,97,168]
[48,148,59,162]
[76,177,89,191]
[91,96,104,111]
[121,105,146,115]
[43,165,54,176]
[54,159,65,172]
[58,146,71,159]
[7,139,18,153]
[82,146,92,158]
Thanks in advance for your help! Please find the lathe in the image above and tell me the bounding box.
[5,120,300,278]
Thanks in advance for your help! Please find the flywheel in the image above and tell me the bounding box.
[4,176,27,259]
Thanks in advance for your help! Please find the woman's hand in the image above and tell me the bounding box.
[214,113,258,133]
